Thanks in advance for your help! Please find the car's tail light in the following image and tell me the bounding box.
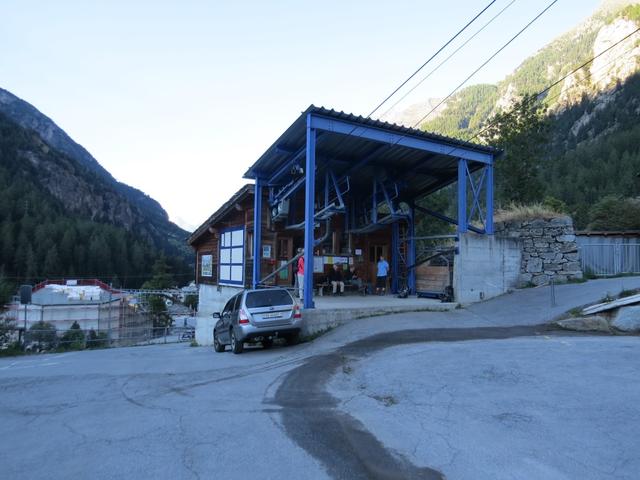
[238,308,250,324]
[293,304,302,319]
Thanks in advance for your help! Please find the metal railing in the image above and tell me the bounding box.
[579,243,640,276]
[0,324,196,354]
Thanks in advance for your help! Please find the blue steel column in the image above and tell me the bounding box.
[408,206,416,294]
[252,177,263,289]
[485,163,494,234]
[391,222,399,294]
[457,159,468,234]
[303,114,316,309]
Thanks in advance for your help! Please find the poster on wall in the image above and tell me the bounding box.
[262,244,272,259]
[201,254,213,277]
[313,256,324,273]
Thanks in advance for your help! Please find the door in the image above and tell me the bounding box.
[276,237,293,285]
[218,294,238,343]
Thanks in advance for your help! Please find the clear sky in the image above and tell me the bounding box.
[1,0,602,230]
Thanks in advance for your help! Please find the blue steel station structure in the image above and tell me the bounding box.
[243,106,499,309]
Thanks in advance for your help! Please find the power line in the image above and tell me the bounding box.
[366,0,499,119]
[464,25,640,146]
[380,0,517,121]
[536,25,640,99]
[409,0,559,131]
[542,45,638,106]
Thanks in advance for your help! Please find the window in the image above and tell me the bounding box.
[232,294,242,311]
[200,254,213,277]
[219,227,244,286]
[245,289,293,308]
[222,296,235,316]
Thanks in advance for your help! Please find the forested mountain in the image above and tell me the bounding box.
[399,1,640,229]
[0,92,193,297]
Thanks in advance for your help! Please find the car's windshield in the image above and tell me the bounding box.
[245,289,293,308]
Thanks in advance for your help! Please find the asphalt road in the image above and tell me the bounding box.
[1,277,639,479]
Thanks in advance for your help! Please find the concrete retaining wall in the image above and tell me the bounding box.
[453,233,521,304]
[301,303,456,337]
[195,284,242,346]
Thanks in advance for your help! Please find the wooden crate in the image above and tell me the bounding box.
[416,264,450,292]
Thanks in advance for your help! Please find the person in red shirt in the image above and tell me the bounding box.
[296,248,304,301]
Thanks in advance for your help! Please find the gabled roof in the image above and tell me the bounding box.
[188,184,254,246]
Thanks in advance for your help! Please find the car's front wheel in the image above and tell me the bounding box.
[213,330,225,352]
[230,329,244,354]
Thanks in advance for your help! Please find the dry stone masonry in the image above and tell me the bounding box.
[495,215,583,287]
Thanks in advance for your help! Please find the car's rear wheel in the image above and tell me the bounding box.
[262,338,273,349]
[230,329,243,354]
[213,330,225,352]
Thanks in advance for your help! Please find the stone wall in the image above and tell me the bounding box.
[494,215,583,286]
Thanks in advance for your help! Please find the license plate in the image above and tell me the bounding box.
[263,312,282,319]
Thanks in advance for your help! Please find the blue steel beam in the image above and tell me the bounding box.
[414,204,485,235]
[485,164,494,234]
[329,170,345,208]
[379,181,396,215]
[467,165,487,228]
[457,159,468,234]
[267,132,326,186]
[408,208,416,294]
[270,176,305,206]
[308,114,493,164]
[391,222,400,294]
[303,114,316,309]
[252,178,263,289]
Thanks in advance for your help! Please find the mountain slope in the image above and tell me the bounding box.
[394,1,640,228]
[417,1,640,139]
[0,88,191,260]
[0,88,188,243]
[0,92,194,289]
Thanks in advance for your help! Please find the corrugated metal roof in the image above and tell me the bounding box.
[188,184,254,245]
[243,105,498,180]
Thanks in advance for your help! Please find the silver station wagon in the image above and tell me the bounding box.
[213,288,302,354]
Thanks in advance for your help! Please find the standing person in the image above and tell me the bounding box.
[376,255,389,295]
[296,248,305,302]
[329,263,345,296]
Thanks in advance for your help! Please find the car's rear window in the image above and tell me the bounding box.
[245,289,293,308]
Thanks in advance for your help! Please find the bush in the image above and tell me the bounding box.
[26,321,57,350]
[184,294,198,311]
[1,315,16,345]
[495,202,562,223]
[87,329,109,349]
[0,341,23,357]
[59,321,85,350]
[587,195,640,231]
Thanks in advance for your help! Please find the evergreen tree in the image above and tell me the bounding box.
[43,245,61,277]
[481,94,549,205]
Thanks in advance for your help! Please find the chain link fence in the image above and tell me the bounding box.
[1,302,196,354]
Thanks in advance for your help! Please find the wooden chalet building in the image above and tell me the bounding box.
[188,183,394,316]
